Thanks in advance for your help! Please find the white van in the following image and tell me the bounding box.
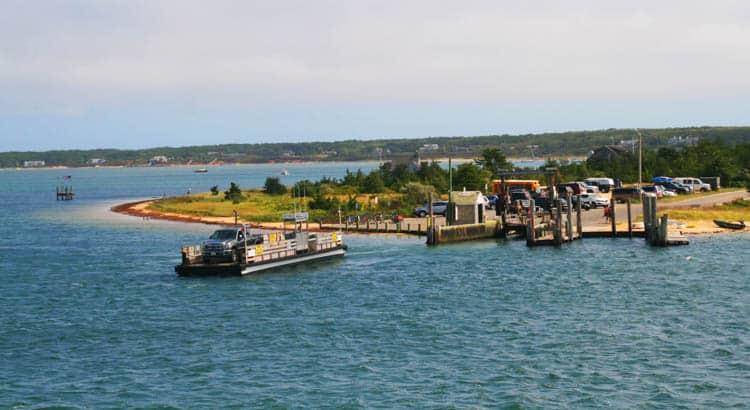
[583,178,615,193]
[672,177,711,192]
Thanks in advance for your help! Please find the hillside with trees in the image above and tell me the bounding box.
[3,126,750,168]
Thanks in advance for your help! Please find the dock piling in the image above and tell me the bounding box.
[610,198,617,237]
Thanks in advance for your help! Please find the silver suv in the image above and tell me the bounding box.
[672,177,711,192]
[413,201,449,217]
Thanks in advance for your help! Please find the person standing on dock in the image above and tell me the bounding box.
[603,204,611,223]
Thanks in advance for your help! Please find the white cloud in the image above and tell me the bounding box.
[2,0,750,114]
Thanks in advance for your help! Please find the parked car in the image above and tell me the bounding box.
[574,181,600,193]
[413,201,449,217]
[509,190,531,212]
[612,187,643,202]
[578,193,609,208]
[641,185,663,198]
[484,194,499,209]
[673,177,712,192]
[658,182,690,195]
[652,176,673,184]
[584,177,615,193]
[558,182,586,195]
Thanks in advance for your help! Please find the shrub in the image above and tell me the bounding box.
[210,185,219,195]
[264,177,287,195]
[401,182,435,205]
[224,182,244,203]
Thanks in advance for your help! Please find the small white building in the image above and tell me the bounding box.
[23,160,46,167]
[89,158,106,165]
[451,190,488,225]
[149,156,169,165]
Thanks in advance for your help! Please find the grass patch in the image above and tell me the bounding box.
[657,187,744,203]
[662,199,750,223]
[147,190,408,222]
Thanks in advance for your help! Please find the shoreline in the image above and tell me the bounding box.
[110,199,357,233]
[110,199,744,236]
[2,157,582,172]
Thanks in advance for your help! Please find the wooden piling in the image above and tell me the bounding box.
[566,195,573,242]
[610,198,617,237]
[527,199,536,246]
[575,195,582,239]
[627,200,632,238]
[554,199,563,246]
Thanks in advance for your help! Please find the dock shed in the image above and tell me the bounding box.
[451,191,487,225]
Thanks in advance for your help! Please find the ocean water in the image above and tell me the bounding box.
[0,164,748,408]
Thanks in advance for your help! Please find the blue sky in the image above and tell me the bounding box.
[1,1,749,151]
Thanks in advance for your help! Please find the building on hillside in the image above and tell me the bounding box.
[667,135,699,146]
[89,158,106,165]
[588,145,627,163]
[149,156,169,165]
[23,160,46,167]
[419,144,439,152]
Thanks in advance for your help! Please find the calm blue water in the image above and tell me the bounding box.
[0,164,748,408]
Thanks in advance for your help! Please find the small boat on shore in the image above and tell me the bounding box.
[194,168,208,173]
[175,213,346,276]
[713,220,746,230]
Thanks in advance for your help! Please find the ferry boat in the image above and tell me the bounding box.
[175,213,346,276]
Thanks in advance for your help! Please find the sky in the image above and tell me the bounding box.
[1,0,749,151]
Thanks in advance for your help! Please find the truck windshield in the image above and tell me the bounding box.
[209,230,237,240]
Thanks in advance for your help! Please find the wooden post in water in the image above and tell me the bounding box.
[527,199,536,245]
[627,200,633,239]
[659,214,669,245]
[554,199,563,245]
[427,192,435,244]
[575,195,582,239]
[610,198,617,237]
[641,197,651,242]
[566,195,573,242]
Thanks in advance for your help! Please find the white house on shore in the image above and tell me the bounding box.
[149,156,169,165]
[23,160,46,167]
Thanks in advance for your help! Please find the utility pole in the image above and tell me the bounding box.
[636,128,643,187]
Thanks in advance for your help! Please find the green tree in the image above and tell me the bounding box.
[476,148,513,175]
[210,185,219,195]
[263,177,287,195]
[362,172,386,193]
[224,182,244,203]
[417,161,448,193]
[401,182,435,205]
[453,163,489,191]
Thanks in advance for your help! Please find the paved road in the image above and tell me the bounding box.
[658,189,749,209]
[578,189,750,229]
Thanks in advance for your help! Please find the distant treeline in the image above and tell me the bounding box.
[3,126,750,168]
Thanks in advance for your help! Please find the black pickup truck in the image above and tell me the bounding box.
[200,228,262,263]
